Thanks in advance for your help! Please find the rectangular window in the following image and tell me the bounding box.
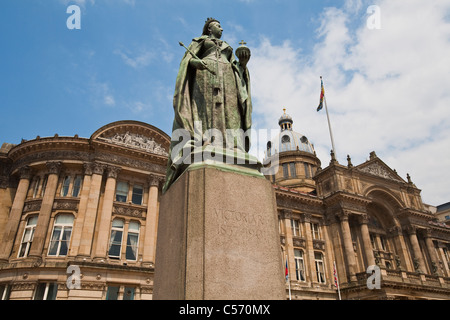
[61,176,71,197]
[379,235,387,251]
[315,252,326,284]
[72,175,82,197]
[304,163,311,178]
[106,286,120,300]
[41,175,48,197]
[108,220,124,258]
[290,219,300,237]
[311,223,321,240]
[48,214,74,257]
[131,185,143,205]
[289,162,296,178]
[18,216,38,258]
[115,181,129,202]
[32,177,40,198]
[123,287,135,300]
[34,283,58,300]
[370,233,376,249]
[125,222,140,261]
[283,163,289,179]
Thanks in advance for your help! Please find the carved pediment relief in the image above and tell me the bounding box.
[356,161,403,183]
[98,132,169,156]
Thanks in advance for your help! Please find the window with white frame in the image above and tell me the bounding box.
[34,282,58,300]
[18,216,38,258]
[115,182,129,202]
[108,219,124,258]
[294,249,306,281]
[125,221,140,260]
[315,252,326,283]
[311,222,321,240]
[48,214,74,256]
[291,219,301,237]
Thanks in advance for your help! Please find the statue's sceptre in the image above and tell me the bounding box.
[179,41,216,75]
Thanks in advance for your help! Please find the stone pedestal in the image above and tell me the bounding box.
[153,163,285,300]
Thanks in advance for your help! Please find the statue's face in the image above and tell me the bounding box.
[209,21,223,39]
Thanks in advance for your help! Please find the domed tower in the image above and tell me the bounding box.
[264,109,321,193]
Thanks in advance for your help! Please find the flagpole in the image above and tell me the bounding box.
[333,260,342,300]
[286,255,291,300]
[321,76,337,160]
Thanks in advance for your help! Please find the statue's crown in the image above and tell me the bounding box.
[205,17,217,24]
[202,17,220,35]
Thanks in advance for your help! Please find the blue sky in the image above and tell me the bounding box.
[1,0,450,206]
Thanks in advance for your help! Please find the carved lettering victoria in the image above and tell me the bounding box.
[214,208,265,242]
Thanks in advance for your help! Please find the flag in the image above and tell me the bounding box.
[317,77,325,112]
[333,261,339,288]
[285,259,289,282]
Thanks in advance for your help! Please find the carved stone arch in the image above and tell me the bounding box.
[364,186,404,230]
[90,120,171,157]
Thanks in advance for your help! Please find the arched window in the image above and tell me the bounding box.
[294,249,306,281]
[18,216,38,258]
[108,219,124,258]
[125,221,140,261]
[281,135,291,152]
[48,214,74,256]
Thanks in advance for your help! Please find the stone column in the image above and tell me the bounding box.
[142,174,163,267]
[29,162,61,259]
[437,245,450,277]
[77,162,105,257]
[0,166,32,262]
[406,226,427,273]
[68,163,94,257]
[423,229,439,275]
[358,214,375,267]
[388,226,413,271]
[93,165,120,260]
[281,210,295,283]
[338,211,357,282]
[302,213,318,283]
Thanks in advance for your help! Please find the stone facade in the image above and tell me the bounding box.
[0,119,449,300]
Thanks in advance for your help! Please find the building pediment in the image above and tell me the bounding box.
[355,157,404,183]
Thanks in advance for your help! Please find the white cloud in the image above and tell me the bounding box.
[250,0,450,205]
[114,48,154,69]
[88,76,116,107]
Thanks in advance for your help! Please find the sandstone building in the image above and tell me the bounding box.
[0,115,449,300]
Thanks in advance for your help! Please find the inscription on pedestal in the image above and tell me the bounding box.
[214,208,265,242]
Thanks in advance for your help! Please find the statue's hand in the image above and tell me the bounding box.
[190,58,208,70]
[237,48,251,68]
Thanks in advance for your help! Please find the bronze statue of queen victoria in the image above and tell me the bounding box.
[163,18,254,192]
